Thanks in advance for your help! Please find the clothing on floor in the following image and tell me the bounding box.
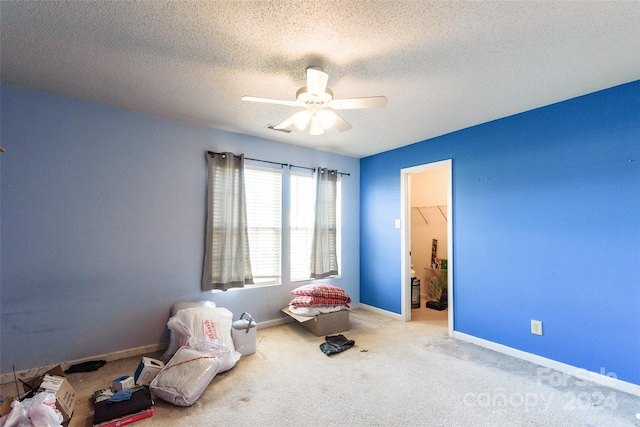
[64,360,107,374]
[319,334,355,356]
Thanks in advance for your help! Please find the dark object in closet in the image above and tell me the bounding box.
[426,290,448,311]
[64,360,107,374]
[411,278,421,309]
[320,334,355,356]
[425,301,446,311]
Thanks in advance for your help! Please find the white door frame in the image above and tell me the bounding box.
[400,159,454,337]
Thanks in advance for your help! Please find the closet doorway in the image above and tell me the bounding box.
[400,160,453,336]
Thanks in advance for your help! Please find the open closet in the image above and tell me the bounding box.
[410,167,449,318]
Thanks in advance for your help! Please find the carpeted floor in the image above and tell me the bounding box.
[3,306,639,426]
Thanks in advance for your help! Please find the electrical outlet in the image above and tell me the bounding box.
[395,219,401,229]
[531,320,543,336]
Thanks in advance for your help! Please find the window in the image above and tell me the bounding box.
[244,167,282,285]
[290,170,315,281]
[290,170,342,282]
[243,164,341,286]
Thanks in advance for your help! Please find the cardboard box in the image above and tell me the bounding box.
[19,365,78,424]
[111,375,135,391]
[21,365,66,395]
[281,307,349,336]
[94,407,153,427]
[38,374,76,423]
[134,357,164,386]
[1,394,88,427]
[0,397,13,417]
[67,396,94,427]
[92,387,153,425]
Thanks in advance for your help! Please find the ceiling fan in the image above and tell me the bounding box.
[242,67,387,136]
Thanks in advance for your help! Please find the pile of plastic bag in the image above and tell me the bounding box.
[162,305,240,373]
[150,303,241,406]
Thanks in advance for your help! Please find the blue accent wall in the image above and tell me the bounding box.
[360,81,640,386]
[0,85,360,373]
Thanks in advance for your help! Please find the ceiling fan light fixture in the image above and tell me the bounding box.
[318,109,337,129]
[309,117,324,135]
[292,111,311,130]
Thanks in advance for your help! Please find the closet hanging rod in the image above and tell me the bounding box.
[206,151,350,176]
[411,205,447,222]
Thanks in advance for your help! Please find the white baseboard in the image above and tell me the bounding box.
[453,331,640,398]
[0,342,168,386]
[358,303,403,321]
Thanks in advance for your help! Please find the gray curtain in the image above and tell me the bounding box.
[202,152,253,291]
[310,167,338,279]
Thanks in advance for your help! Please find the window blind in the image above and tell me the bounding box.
[290,171,315,281]
[245,167,282,284]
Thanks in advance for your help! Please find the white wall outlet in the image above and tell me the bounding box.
[395,219,401,228]
[531,320,543,336]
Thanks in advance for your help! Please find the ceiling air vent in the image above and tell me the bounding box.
[266,124,292,133]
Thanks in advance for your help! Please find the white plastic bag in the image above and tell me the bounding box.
[0,393,63,427]
[166,306,240,372]
[161,300,217,363]
[25,393,63,427]
[0,399,26,427]
[150,338,228,406]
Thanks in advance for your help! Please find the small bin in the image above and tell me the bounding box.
[411,278,421,309]
[232,312,257,356]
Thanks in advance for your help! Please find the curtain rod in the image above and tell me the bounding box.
[207,151,350,176]
[288,164,350,177]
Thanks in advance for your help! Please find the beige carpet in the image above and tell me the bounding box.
[3,307,639,426]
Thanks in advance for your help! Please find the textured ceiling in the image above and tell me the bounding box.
[2,1,639,158]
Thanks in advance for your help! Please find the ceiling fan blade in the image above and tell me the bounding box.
[306,67,329,96]
[274,111,310,131]
[327,96,387,109]
[273,114,296,130]
[241,96,303,107]
[333,113,352,132]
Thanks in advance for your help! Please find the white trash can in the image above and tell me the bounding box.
[232,312,257,356]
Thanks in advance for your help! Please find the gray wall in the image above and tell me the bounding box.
[0,85,360,373]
